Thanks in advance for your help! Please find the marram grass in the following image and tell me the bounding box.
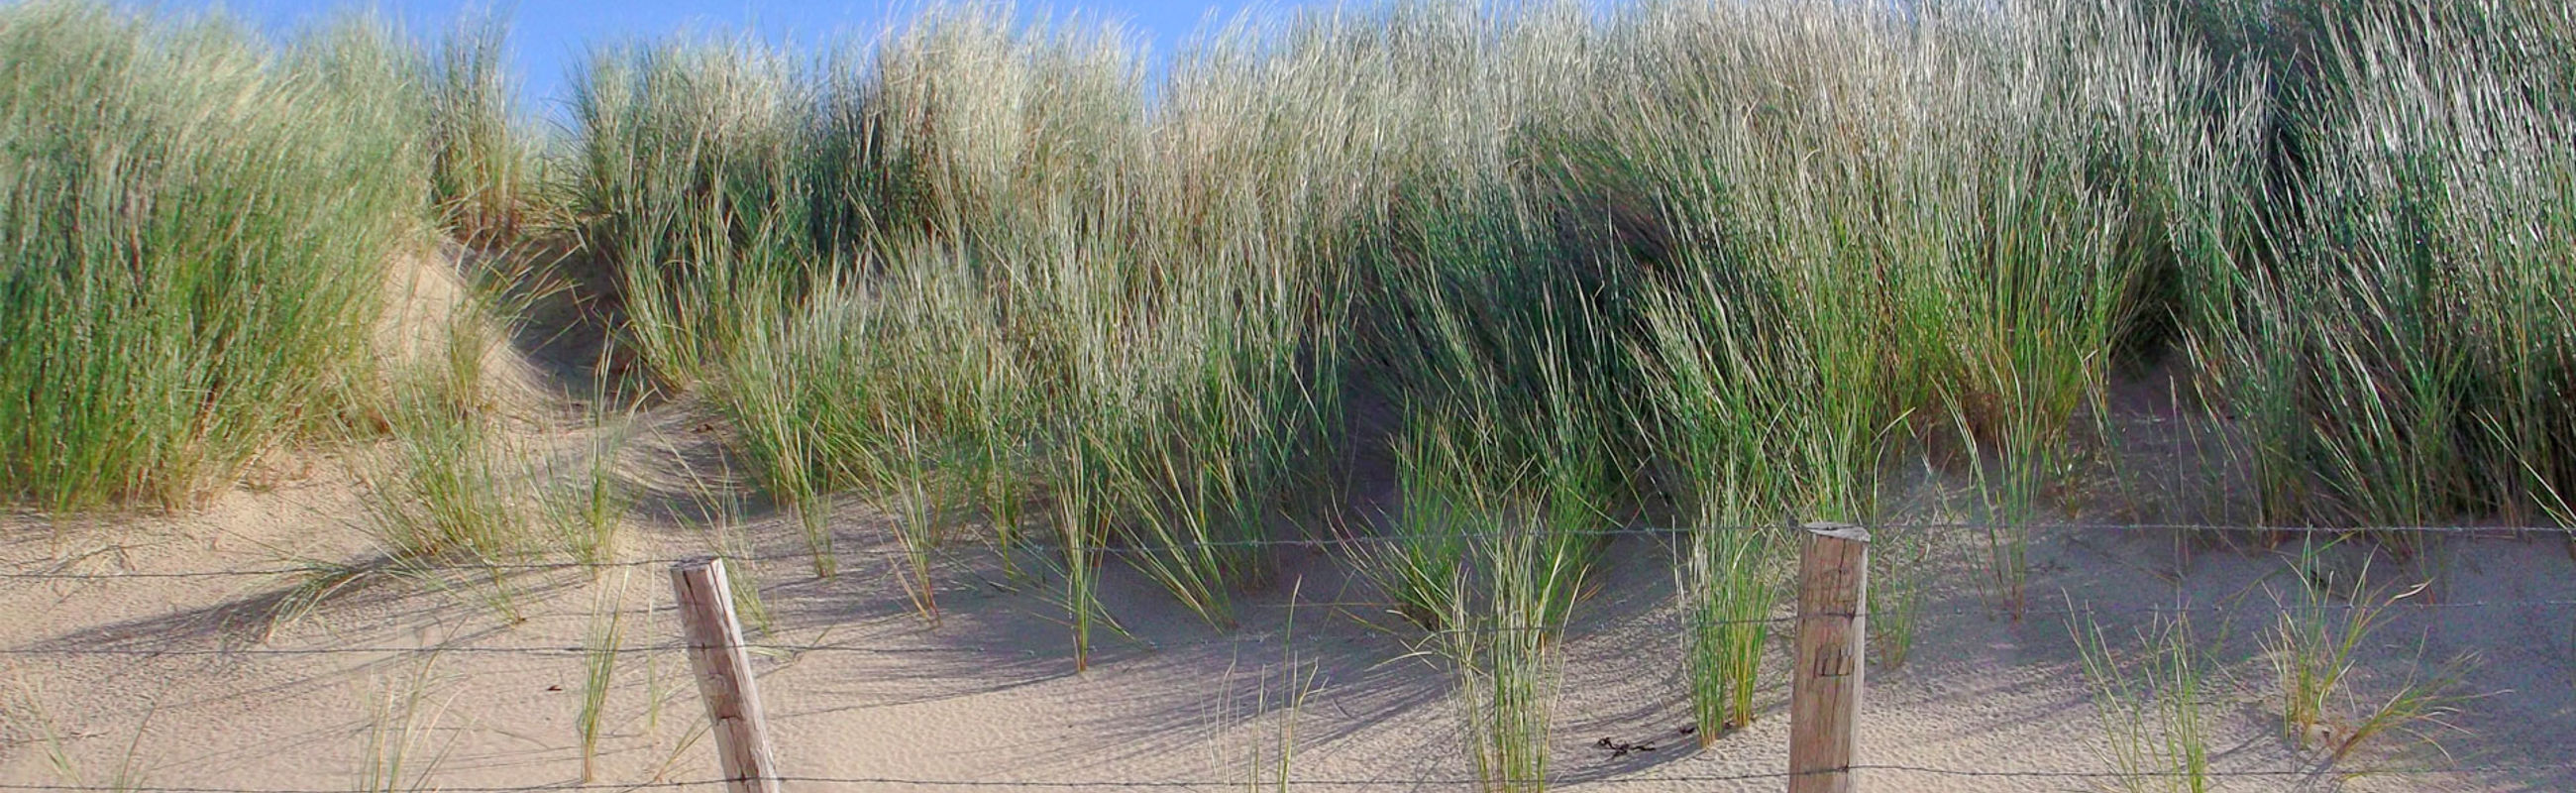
[7,0,2572,788]
[0,1,428,510]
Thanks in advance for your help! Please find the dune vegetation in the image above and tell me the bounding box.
[2,0,2569,786]
[0,2,427,510]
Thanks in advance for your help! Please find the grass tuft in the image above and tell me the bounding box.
[2071,602,2217,793]
[2267,539,2479,766]
[0,1,427,510]
[578,571,630,782]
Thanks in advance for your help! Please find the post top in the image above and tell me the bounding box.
[671,555,721,572]
[1800,521,1871,543]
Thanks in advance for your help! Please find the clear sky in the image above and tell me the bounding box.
[163,1,1265,113]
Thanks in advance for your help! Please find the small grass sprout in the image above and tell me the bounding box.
[2267,541,2480,766]
[2071,600,2217,793]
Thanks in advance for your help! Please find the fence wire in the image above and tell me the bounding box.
[6,592,2574,659]
[7,760,2576,792]
[5,520,2568,581]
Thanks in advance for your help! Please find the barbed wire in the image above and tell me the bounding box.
[4,520,2567,581]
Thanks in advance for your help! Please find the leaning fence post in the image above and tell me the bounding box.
[1788,522,1869,793]
[672,557,785,793]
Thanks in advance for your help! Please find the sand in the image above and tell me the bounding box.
[2,257,2571,793]
[6,434,2572,792]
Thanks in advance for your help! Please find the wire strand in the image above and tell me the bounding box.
[2,760,2571,792]
[4,520,2566,580]
[8,596,2571,658]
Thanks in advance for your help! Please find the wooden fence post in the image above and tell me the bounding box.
[1788,522,1869,793]
[672,557,784,793]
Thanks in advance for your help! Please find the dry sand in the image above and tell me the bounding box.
[4,433,2570,792]
[2,260,2571,792]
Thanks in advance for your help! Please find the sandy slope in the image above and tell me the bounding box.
[1,253,2570,792]
[3,436,2571,793]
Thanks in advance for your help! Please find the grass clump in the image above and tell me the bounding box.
[1610,0,2201,616]
[425,12,540,247]
[2267,541,2476,766]
[564,0,2246,663]
[1444,522,1585,793]
[2071,605,2217,793]
[543,400,637,570]
[363,394,528,566]
[0,1,428,510]
[571,35,809,387]
[358,659,457,793]
[351,397,531,624]
[1673,526,1776,738]
[1218,582,1322,793]
[1392,461,1588,793]
[578,572,631,782]
[622,8,1351,639]
[2167,0,2576,528]
[1369,406,1598,791]
[1608,0,2203,724]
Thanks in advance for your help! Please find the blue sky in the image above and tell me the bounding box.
[168,1,1265,112]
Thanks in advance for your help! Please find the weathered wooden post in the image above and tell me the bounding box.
[672,557,784,793]
[1788,522,1869,793]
